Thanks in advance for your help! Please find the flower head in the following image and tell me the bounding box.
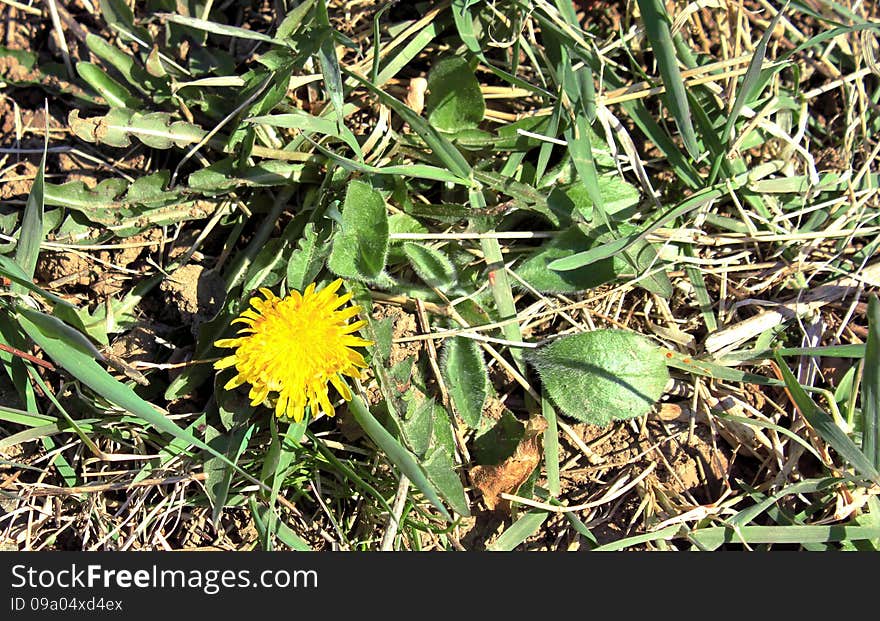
[214,279,372,422]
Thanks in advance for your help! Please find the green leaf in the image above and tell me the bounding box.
[249,498,312,551]
[68,109,206,149]
[863,295,880,468]
[76,62,140,109]
[85,34,168,97]
[473,409,524,465]
[346,69,471,180]
[421,438,469,517]
[636,0,699,158]
[688,524,880,548]
[243,238,287,293]
[13,125,45,292]
[561,177,641,222]
[515,227,618,293]
[526,330,669,426]
[548,182,729,271]
[665,348,783,387]
[277,0,316,39]
[426,56,485,133]
[450,0,551,98]
[441,336,488,428]
[286,223,329,292]
[0,255,70,309]
[248,111,362,159]
[488,510,549,551]
[328,180,389,282]
[159,13,283,45]
[99,0,152,45]
[18,306,105,361]
[205,420,254,525]
[542,395,561,496]
[400,397,435,457]
[774,351,880,484]
[720,3,788,146]
[347,394,451,520]
[314,1,346,129]
[388,213,428,263]
[17,309,258,485]
[402,242,457,289]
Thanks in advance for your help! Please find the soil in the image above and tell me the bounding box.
[34,230,165,301]
[158,264,225,334]
[108,324,160,364]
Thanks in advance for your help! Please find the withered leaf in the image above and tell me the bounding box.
[470,415,547,510]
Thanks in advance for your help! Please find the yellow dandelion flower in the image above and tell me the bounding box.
[214,278,372,422]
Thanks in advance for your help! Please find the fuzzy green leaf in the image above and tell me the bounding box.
[328,180,389,281]
[441,336,488,428]
[516,227,619,293]
[426,56,485,133]
[473,409,523,465]
[286,223,329,292]
[205,419,254,525]
[636,0,699,158]
[526,330,669,426]
[402,242,457,289]
[421,440,469,517]
[774,351,880,484]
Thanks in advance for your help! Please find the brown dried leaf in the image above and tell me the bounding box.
[470,415,547,510]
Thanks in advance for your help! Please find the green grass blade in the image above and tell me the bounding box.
[683,246,718,331]
[314,0,346,130]
[373,15,451,86]
[304,136,466,184]
[206,421,255,525]
[712,411,823,462]
[689,524,880,548]
[592,525,682,551]
[0,405,55,427]
[549,183,728,271]
[248,112,362,158]
[451,0,552,97]
[720,3,788,147]
[347,394,452,520]
[724,344,867,361]
[774,351,880,484]
[487,510,549,551]
[17,308,260,485]
[784,22,880,60]
[665,349,783,387]
[159,13,282,45]
[345,69,471,179]
[473,192,527,373]
[0,255,68,307]
[542,393,560,496]
[862,295,880,468]
[13,111,46,292]
[729,479,840,528]
[635,0,699,158]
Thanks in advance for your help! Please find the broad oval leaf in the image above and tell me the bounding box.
[526,329,669,426]
[426,56,485,133]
